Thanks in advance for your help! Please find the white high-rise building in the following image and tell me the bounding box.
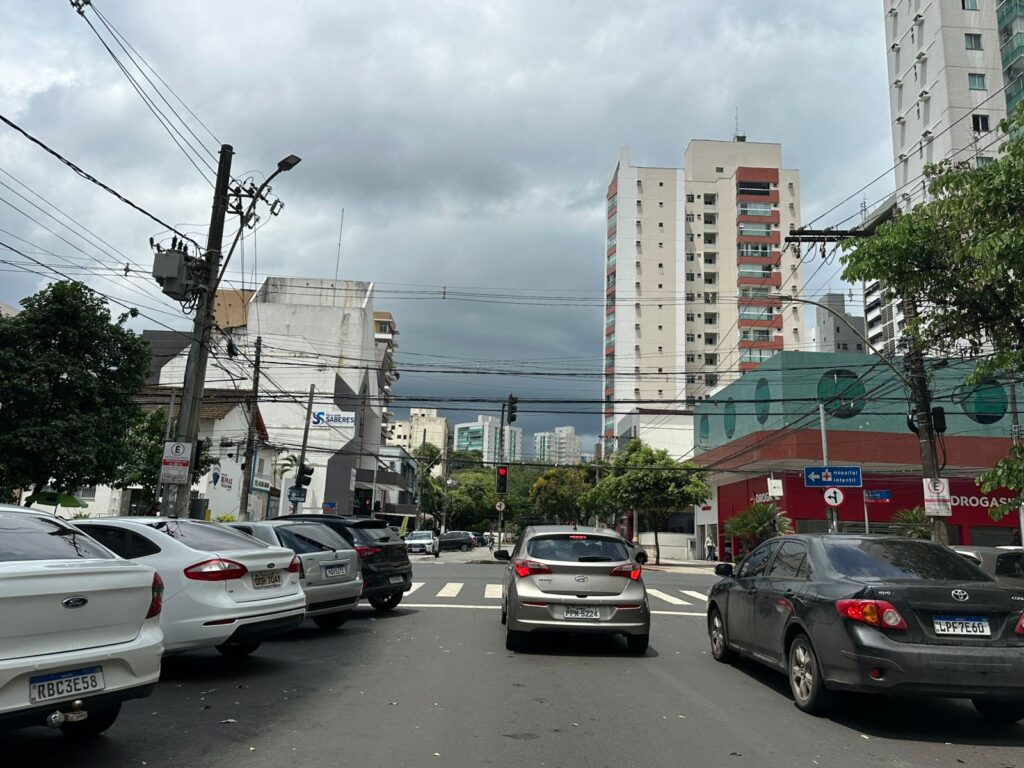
[870,0,1008,353]
[534,426,583,465]
[602,138,802,457]
[386,407,449,475]
[453,416,522,463]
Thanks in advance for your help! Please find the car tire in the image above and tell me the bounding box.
[460,543,470,552]
[972,699,1024,724]
[60,703,121,738]
[368,591,403,611]
[635,552,648,565]
[313,613,349,630]
[434,548,440,558]
[626,634,650,655]
[708,607,738,663]
[216,641,261,658]
[505,622,525,651]
[787,634,832,715]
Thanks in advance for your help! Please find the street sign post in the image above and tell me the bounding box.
[287,486,307,504]
[160,441,191,484]
[803,465,862,488]
[923,478,952,517]
[823,487,845,507]
[495,500,506,512]
[864,490,892,503]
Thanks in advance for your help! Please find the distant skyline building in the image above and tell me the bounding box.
[534,426,582,465]
[813,293,868,353]
[453,415,523,462]
[602,138,802,458]
[386,407,450,475]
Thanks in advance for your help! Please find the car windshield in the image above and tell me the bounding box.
[0,513,113,562]
[824,538,992,582]
[407,532,431,540]
[149,520,269,551]
[527,534,628,562]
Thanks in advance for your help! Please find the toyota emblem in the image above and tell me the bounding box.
[574,575,589,583]
[62,597,88,609]
[951,589,969,602]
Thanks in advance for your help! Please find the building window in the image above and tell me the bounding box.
[686,313,694,322]
[686,333,695,342]
[686,273,695,282]
[965,33,982,50]
[703,274,717,285]
[705,292,717,304]
[968,73,987,90]
[972,114,990,133]
[705,333,718,345]
[704,253,717,265]
[705,194,717,205]
[977,155,994,168]
[686,354,696,363]
[657,283,663,289]
[705,353,718,365]
[686,194,694,202]
[705,313,718,324]
[962,0,978,9]
[658,346,663,353]
[659,181,664,187]
[658,201,664,208]
[685,213,695,222]
[715,166,724,173]
[686,233,695,242]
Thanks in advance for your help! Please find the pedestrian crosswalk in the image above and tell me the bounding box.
[398,581,709,610]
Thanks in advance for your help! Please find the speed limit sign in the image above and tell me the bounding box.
[495,500,506,512]
[823,487,845,507]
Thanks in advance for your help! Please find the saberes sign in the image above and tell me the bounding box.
[311,410,356,427]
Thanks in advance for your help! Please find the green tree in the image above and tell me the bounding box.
[841,110,1024,520]
[529,467,591,521]
[591,439,710,564]
[0,282,150,499]
[412,442,443,523]
[890,506,931,539]
[446,469,497,530]
[449,449,483,471]
[724,502,793,554]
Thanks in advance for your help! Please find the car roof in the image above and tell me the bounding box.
[522,525,620,537]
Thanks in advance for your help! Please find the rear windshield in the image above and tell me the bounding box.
[276,523,351,554]
[995,552,1024,579]
[526,534,628,562]
[0,512,113,562]
[147,520,269,551]
[348,524,401,544]
[823,539,991,582]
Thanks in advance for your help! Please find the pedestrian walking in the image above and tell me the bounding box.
[488,534,495,552]
[705,535,717,562]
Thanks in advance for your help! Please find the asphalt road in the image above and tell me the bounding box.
[5,560,1023,768]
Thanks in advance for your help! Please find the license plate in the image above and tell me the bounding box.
[252,571,283,589]
[29,667,105,703]
[389,575,405,585]
[324,565,346,578]
[933,615,991,636]
[564,605,600,620]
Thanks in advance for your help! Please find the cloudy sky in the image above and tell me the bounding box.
[0,1,893,453]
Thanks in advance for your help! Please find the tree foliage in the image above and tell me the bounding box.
[890,506,931,539]
[529,467,591,521]
[0,282,150,497]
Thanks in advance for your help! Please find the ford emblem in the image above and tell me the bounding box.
[951,589,969,602]
[62,597,88,609]
[574,575,589,583]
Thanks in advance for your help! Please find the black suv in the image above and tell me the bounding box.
[439,530,476,552]
[282,515,412,611]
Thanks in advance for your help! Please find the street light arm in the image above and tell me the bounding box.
[775,295,915,389]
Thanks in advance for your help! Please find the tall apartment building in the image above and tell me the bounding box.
[870,0,1010,353]
[534,426,583,465]
[602,139,802,457]
[453,415,523,462]
[814,293,869,353]
[386,407,450,467]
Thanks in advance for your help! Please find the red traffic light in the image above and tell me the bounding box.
[497,466,508,477]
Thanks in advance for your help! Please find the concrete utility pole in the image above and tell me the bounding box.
[237,335,262,521]
[170,144,234,517]
[291,384,316,514]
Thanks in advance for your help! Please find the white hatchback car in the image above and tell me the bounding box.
[0,506,164,737]
[75,517,305,658]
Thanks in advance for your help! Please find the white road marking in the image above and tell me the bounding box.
[681,590,709,602]
[651,610,705,617]
[407,582,424,595]
[646,588,691,606]
[484,584,503,600]
[402,604,501,610]
[437,582,464,598]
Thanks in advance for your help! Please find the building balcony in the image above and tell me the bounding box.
[737,231,781,246]
[737,251,782,267]
[737,190,780,204]
[999,0,1024,30]
[737,295,781,308]
[737,210,780,225]
[738,315,783,330]
[737,273,782,287]
[1002,31,1024,70]
[738,336,784,351]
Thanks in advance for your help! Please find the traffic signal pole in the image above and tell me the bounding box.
[291,384,315,514]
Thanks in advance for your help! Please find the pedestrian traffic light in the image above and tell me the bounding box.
[507,394,518,424]
[297,463,314,487]
[496,464,509,494]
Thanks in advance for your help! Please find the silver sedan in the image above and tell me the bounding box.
[495,525,651,654]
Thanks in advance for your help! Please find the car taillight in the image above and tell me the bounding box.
[1015,613,1024,635]
[836,599,907,630]
[610,563,642,581]
[355,546,382,559]
[184,558,248,581]
[288,555,302,575]
[146,572,164,619]
[513,559,553,578]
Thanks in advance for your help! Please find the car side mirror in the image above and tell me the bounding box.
[714,563,734,578]
[494,550,510,561]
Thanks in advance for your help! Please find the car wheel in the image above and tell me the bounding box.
[505,621,525,651]
[216,641,261,658]
[972,699,1024,724]
[313,613,349,630]
[708,607,738,663]
[635,552,648,565]
[787,634,832,715]
[434,548,440,558]
[460,543,470,552]
[368,591,403,611]
[626,634,650,655]
[60,704,121,738]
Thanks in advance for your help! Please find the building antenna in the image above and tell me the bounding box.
[735,107,739,137]
[333,209,345,285]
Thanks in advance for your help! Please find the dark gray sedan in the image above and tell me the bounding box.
[707,534,1024,722]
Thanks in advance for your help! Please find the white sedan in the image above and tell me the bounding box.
[75,517,306,658]
[404,530,440,557]
[0,506,164,737]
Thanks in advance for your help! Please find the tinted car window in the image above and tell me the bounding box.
[276,523,351,554]
[526,535,627,562]
[737,540,780,578]
[995,552,1024,578]
[768,540,808,579]
[824,539,992,581]
[77,525,163,559]
[0,513,113,562]
[148,520,269,551]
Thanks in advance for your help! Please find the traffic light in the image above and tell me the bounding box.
[373,500,382,513]
[507,394,518,424]
[297,463,314,487]
[496,464,509,494]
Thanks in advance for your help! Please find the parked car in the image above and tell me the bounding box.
[227,520,362,629]
[622,538,649,565]
[952,546,1024,583]
[282,515,413,611]
[440,531,476,552]
[404,530,440,557]
[470,531,488,547]
[74,517,306,657]
[707,534,1024,722]
[0,506,164,737]
[495,525,650,654]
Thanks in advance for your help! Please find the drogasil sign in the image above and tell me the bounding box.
[950,495,1017,509]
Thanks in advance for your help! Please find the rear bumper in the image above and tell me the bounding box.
[224,611,304,644]
[303,580,363,617]
[508,601,651,636]
[0,683,156,732]
[163,594,307,653]
[361,571,413,597]
[824,625,1024,700]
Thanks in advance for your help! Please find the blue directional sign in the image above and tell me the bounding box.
[803,465,862,488]
[864,489,892,503]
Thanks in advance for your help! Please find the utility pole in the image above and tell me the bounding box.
[170,144,234,517]
[153,389,176,511]
[819,403,837,534]
[291,384,315,514]
[238,335,262,521]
